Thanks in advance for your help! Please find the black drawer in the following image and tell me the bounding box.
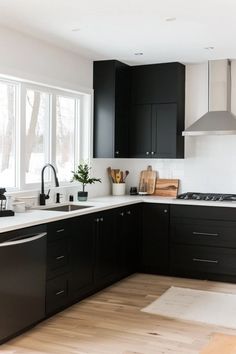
[170,244,236,276]
[46,275,69,314]
[170,204,236,221]
[47,220,69,242]
[47,239,70,279]
[170,220,236,248]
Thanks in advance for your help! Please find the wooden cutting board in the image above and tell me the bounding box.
[139,166,157,195]
[154,178,179,197]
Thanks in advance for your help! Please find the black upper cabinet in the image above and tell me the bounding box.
[93,60,130,158]
[129,63,185,159]
[93,60,185,159]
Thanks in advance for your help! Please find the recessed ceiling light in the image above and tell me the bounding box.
[165,17,176,22]
[204,46,214,50]
[134,52,143,56]
[72,28,80,32]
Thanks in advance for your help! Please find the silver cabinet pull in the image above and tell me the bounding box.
[94,218,100,223]
[0,232,46,247]
[151,151,155,155]
[127,210,131,215]
[120,212,124,217]
[146,151,150,155]
[164,209,168,213]
[100,217,104,222]
[193,231,219,237]
[193,258,218,264]
[56,255,65,260]
[55,290,65,296]
[56,229,65,233]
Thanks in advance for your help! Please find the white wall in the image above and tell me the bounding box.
[0,26,93,92]
[90,61,236,197]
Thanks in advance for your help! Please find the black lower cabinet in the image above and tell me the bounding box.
[93,210,118,287]
[46,220,71,315]
[115,205,141,277]
[141,203,169,274]
[69,214,95,301]
[170,204,236,282]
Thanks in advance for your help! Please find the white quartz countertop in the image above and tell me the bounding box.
[1,194,236,234]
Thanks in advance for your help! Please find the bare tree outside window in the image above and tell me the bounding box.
[56,96,76,181]
[25,90,50,184]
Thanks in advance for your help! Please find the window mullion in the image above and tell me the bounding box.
[19,84,26,190]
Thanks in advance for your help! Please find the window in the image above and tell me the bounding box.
[0,80,18,188]
[0,78,91,190]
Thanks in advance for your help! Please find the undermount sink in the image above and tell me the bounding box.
[41,204,92,212]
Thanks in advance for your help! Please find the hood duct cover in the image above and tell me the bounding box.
[183,60,236,136]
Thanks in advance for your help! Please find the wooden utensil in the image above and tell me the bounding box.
[111,169,116,183]
[154,179,179,197]
[123,170,129,181]
[107,167,114,183]
[116,171,121,183]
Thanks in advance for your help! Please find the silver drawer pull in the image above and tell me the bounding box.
[56,255,65,260]
[193,231,219,237]
[56,229,65,233]
[55,290,65,296]
[193,258,219,264]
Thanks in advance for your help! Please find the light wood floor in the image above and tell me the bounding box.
[2,273,236,354]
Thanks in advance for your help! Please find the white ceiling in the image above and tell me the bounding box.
[0,0,236,65]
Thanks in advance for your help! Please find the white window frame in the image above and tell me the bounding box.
[0,77,92,192]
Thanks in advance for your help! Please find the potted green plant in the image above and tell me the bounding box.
[71,163,101,201]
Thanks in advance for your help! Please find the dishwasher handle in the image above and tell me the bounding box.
[0,232,47,247]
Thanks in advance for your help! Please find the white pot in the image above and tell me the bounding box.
[112,183,126,196]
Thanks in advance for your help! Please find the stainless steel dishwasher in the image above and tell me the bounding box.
[0,225,47,343]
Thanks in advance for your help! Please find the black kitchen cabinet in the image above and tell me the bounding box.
[46,220,71,314]
[129,62,185,158]
[129,103,182,158]
[93,60,130,158]
[170,204,236,282]
[69,214,95,301]
[93,210,117,287]
[141,203,169,274]
[116,204,141,277]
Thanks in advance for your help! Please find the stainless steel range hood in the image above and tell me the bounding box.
[182,60,236,136]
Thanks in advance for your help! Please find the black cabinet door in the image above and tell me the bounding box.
[93,60,130,158]
[141,204,169,274]
[69,215,95,301]
[124,205,141,273]
[129,104,152,158]
[94,210,117,286]
[152,103,177,158]
[116,205,141,277]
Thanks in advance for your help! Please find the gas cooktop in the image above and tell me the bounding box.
[177,192,236,202]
